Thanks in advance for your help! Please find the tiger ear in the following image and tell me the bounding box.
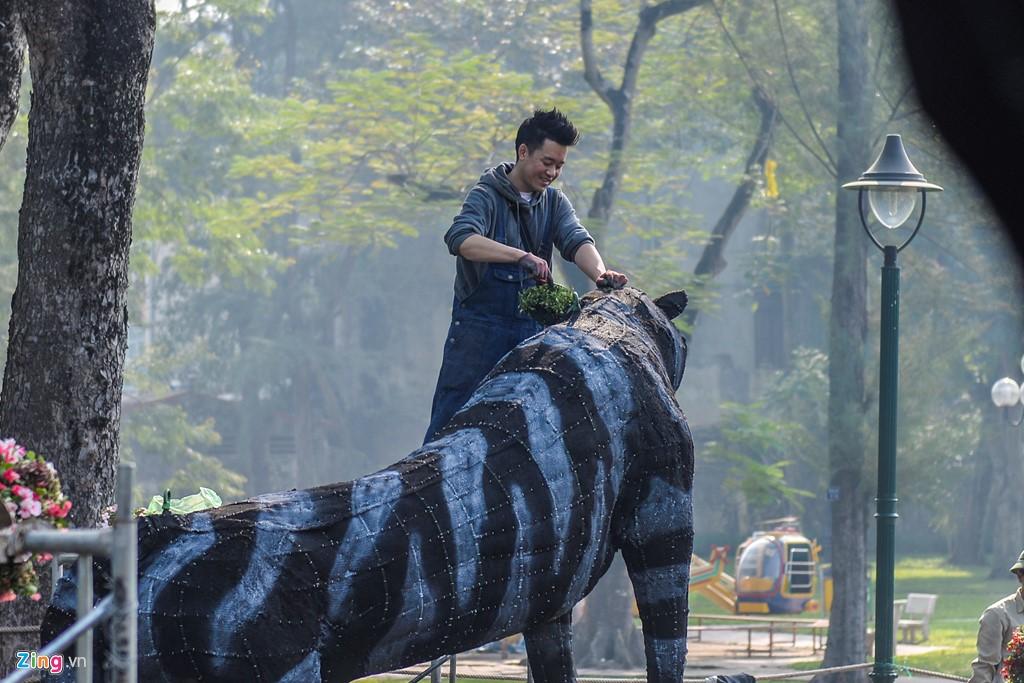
[654,291,688,320]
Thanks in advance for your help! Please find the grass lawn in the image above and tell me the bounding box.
[888,556,1011,676]
[692,555,1015,677]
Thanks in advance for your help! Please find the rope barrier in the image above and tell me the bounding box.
[0,625,41,635]
[903,666,969,682]
[753,662,873,680]
[387,660,970,683]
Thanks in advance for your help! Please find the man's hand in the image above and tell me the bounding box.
[596,270,628,289]
[518,253,551,283]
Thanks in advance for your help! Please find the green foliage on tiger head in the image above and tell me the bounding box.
[518,284,580,326]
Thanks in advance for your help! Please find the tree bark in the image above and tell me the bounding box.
[0,0,24,151]
[815,2,872,683]
[573,554,645,669]
[950,372,999,565]
[0,0,155,668]
[989,416,1024,578]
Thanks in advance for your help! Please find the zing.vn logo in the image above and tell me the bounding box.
[15,651,86,674]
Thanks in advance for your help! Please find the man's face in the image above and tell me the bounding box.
[515,139,568,192]
[1016,569,1024,587]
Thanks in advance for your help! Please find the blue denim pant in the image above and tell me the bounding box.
[424,263,541,444]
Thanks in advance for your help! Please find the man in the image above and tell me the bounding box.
[424,108,627,443]
[969,550,1024,683]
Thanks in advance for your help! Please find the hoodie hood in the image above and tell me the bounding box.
[480,162,542,207]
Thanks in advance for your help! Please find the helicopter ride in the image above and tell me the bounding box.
[732,516,823,614]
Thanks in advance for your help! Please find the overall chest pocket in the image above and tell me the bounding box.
[490,263,526,284]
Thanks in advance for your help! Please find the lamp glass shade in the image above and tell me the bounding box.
[991,377,1021,408]
[867,187,917,229]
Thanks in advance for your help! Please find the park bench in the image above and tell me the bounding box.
[897,593,938,643]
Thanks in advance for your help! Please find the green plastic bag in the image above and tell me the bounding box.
[143,487,222,516]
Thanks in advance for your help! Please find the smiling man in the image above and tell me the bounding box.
[424,108,628,443]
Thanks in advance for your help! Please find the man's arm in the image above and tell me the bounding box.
[458,235,550,282]
[573,243,628,287]
[969,609,1006,683]
[458,234,529,263]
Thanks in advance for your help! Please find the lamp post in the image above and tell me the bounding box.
[843,134,942,683]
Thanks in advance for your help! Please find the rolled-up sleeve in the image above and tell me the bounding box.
[444,185,495,256]
[969,609,1005,683]
[550,190,594,262]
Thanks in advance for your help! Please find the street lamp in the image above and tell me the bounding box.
[843,134,942,683]
[991,354,1024,427]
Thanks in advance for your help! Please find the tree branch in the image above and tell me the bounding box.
[0,0,24,153]
[622,0,708,105]
[682,86,778,329]
[580,0,616,107]
[711,0,836,176]
[579,0,709,228]
[873,82,913,146]
[771,0,836,171]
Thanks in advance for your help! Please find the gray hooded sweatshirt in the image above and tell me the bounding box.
[443,162,594,302]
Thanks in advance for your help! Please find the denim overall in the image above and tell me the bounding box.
[424,209,552,444]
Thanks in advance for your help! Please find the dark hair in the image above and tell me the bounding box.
[514,108,580,156]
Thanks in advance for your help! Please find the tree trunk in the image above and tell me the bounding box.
[573,554,645,669]
[815,2,872,683]
[949,376,998,565]
[0,0,24,151]
[989,417,1024,577]
[0,0,155,668]
[681,86,776,330]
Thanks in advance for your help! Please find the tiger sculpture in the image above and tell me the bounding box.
[43,286,694,683]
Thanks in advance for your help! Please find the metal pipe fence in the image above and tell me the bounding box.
[0,463,137,683]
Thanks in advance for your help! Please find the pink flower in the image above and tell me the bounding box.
[0,591,15,603]
[36,553,53,563]
[0,439,25,464]
[11,485,31,499]
[18,498,41,519]
[2,469,19,483]
[29,593,41,601]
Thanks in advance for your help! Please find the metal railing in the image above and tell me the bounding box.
[403,651,536,683]
[0,463,137,683]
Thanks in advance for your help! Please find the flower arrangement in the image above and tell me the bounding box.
[1003,626,1024,683]
[0,438,72,602]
